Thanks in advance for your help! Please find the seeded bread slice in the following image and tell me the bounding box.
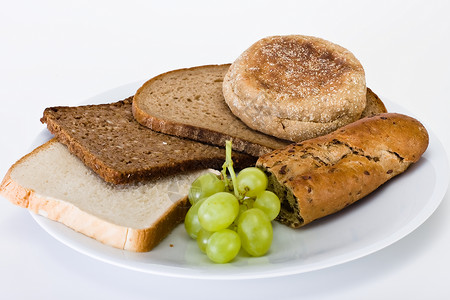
[0,139,210,251]
[40,97,256,184]
[132,65,387,157]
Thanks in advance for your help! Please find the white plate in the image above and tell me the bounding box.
[30,82,449,279]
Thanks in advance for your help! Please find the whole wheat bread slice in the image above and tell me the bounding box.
[40,97,256,184]
[0,139,210,251]
[132,64,387,157]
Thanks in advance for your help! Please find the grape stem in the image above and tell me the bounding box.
[222,140,242,200]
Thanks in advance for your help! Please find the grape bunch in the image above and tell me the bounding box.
[184,141,280,264]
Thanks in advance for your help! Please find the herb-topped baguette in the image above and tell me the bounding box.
[256,113,429,228]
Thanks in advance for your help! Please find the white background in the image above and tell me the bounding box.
[1,0,449,299]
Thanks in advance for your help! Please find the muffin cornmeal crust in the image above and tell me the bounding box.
[223,35,367,142]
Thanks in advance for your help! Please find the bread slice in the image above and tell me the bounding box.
[133,64,291,157]
[41,97,256,184]
[132,65,387,157]
[360,88,387,118]
[0,139,211,252]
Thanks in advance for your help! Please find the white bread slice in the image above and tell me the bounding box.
[0,139,209,252]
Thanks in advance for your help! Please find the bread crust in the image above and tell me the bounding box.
[133,102,278,157]
[0,140,190,252]
[223,35,367,142]
[256,113,429,228]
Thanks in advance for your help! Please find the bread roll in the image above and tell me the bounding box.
[223,35,366,142]
[256,113,429,228]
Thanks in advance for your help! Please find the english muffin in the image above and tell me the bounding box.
[223,35,367,142]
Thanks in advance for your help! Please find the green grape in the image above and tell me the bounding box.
[198,192,239,232]
[188,173,225,205]
[254,191,281,221]
[237,208,273,257]
[236,167,268,197]
[206,229,241,264]
[184,198,206,239]
[229,202,246,231]
[196,228,212,253]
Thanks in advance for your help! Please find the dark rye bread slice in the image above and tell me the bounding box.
[132,64,387,157]
[40,98,256,184]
